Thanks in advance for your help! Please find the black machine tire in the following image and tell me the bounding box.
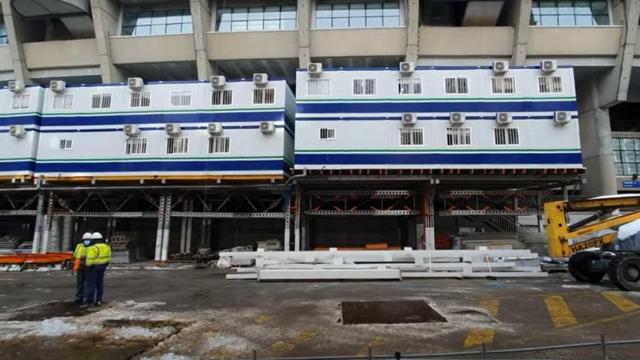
[568,251,606,283]
[608,256,640,291]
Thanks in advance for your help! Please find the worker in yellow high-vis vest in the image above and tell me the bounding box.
[72,232,93,304]
[82,232,111,307]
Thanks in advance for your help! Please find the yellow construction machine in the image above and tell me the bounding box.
[545,195,640,291]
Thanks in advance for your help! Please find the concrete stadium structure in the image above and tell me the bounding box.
[0,0,638,260]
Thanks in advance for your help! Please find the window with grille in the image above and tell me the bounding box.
[612,138,640,175]
[538,76,563,94]
[353,78,376,95]
[166,137,189,154]
[445,77,468,94]
[307,79,331,96]
[530,0,610,26]
[212,89,233,105]
[52,94,73,110]
[253,88,275,104]
[125,138,147,155]
[446,127,471,146]
[208,136,230,153]
[216,5,297,31]
[491,77,515,94]
[130,91,151,107]
[400,128,424,146]
[11,94,30,109]
[122,9,193,35]
[494,128,519,145]
[58,139,73,150]
[319,128,336,140]
[0,23,7,45]
[315,0,401,28]
[170,90,191,107]
[91,93,112,109]
[398,78,422,95]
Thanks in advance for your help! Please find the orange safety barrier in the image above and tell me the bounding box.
[0,252,73,265]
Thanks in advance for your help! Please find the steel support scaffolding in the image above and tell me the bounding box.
[439,190,550,216]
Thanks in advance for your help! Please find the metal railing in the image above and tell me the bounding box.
[248,334,640,360]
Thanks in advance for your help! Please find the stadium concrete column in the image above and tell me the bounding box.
[191,0,215,80]
[90,0,126,82]
[509,0,532,65]
[405,0,419,63]
[298,0,311,67]
[577,80,617,196]
[1,0,30,83]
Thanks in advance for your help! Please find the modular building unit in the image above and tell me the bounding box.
[36,79,295,181]
[0,86,45,180]
[295,65,582,172]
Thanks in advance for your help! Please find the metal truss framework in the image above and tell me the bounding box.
[439,190,550,216]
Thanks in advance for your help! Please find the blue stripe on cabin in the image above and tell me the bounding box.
[296,101,578,114]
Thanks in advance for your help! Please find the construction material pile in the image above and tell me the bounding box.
[218,248,546,281]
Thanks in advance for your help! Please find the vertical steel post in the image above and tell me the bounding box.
[600,333,608,360]
[283,186,291,252]
[154,195,166,261]
[185,199,193,253]
[32,192,45,254]
[40,193,54,253]
[161,195,172,261]
[179,199,188,253]
[294,184,302,252]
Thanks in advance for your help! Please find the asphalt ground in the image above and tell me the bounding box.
[0,268,639,359]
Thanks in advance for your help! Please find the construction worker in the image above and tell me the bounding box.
[72,232,92,304]
[83,232,111,307]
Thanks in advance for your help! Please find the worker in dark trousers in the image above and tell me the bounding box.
[83,232,111,307]
[72,232,92,305]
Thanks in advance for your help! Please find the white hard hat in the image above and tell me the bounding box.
[82,232,92,240]
[91,232,103,240]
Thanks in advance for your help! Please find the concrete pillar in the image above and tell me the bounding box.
[32,193,45,254]
[283,189,292,252]
[405,0,419,63]
[185,200,193,253]
[297,0,311,67]
[48,217,61,252]
[294,185,301,252]
[90,0,126,82]
[161,195,172,261]
[1,0,30,83]
[510,0,531,65]
[191,0,215,80]
[40,194,55,254]
[577,80,618,196]
[62,216,73,251]
[154,195,166,261]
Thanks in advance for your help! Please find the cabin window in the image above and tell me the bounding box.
[398,78,422,95]
[58,139,73,150]
[491,77,515,94]
[11,94,30,109]
[170,90,191,107]
[166,137,189,154]
[400,128,424,146]
[91,93,112,109]
[445,77,468,94]
[130,91,151,108]
[353,78,376,95]
[319,128,336,140]
[307,79,331,96]
[125,138,148,155]
[446,127,471,146]
[212,89,233,105]
[208,136,230,153]
[494,128,519,145]
[538,76,563,94]
[52,94,73,110]
[253,88,275,104]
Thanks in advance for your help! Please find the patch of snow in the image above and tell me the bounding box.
[140,353,193,360]
[562,284,594,289]
[114,326,174,339]
[0,265,22,272]
[35,319,78,337]
[205,332,252,353]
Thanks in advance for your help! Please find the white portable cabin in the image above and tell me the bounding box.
[35,79,295,181]
[0,86,45,180]
[295,65,582,171]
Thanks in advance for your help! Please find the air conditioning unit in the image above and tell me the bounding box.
[260,121,275,134]
[554,111,570,126]
[399,61,415,76]
[128,77,144,91]
[123,124,140,137]
[541,60,557,74]
[9,125,25,138]
[8,80,25,93]
[449,112,465,126]
[253,73,269,86]
[308,63,323,77]
[492,61,509,74]
[496,112,512,126]
[50,80,66,94]
[210,75,226,88]
[165,123,181,136]
[208,123,223,136]
[401,113,417,126]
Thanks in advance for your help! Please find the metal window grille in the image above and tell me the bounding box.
[170,90,191,106]
[494,128,520,145]
[253,88,275,104]
[208,136,230,153]
[400,128,424,146]
[216,5,297,32]
[447,127,471,146]
[130,91,151,107]
[319,128,336,140]
[307,79,331,96]
[353,78,376,95]
[166,137,189,154]
[11,94,30,109]
[125,138,147,155]
[58,139,73,150]
[122,9,193,36]
[445,77,468,94]
[538,76,563,93]
[491,77,515,94]
[212,89,233,105]
[91,93,112,109]
[398,78,422,95]
[52,94,73,110]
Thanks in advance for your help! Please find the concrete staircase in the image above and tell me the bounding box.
[458,232,528,250]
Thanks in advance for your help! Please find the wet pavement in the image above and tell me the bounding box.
[0,268,639,359]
